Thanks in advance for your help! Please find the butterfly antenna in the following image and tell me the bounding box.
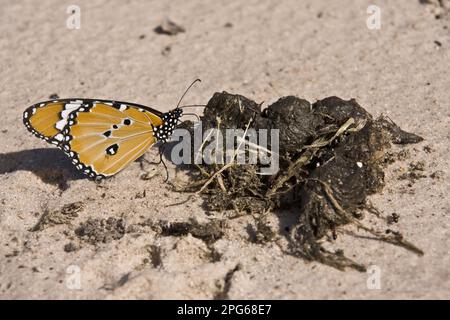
[176,79,201,108]
[182,112,201,122]
[179,104,207,109]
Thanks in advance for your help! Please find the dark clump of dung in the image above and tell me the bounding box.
[177,92,424,271]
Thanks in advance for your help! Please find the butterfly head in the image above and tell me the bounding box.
[153,107,183,143]
[172,107,183,119]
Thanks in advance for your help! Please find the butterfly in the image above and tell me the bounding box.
[23,80,201,180]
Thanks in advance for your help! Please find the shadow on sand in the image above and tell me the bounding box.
[0,148,85,190]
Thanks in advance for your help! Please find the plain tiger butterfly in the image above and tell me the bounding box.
[23,80,202,180]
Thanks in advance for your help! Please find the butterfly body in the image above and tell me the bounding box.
[23,98,183,180]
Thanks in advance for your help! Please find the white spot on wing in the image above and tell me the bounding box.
[56,103,81,130]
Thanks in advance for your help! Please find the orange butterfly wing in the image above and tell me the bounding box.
[24,99,165,179]
[23,100,76,145]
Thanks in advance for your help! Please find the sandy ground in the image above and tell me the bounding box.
[0,0,449,299]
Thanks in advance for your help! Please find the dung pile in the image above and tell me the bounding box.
[177,92,424,271]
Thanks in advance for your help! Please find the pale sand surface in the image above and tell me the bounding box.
[0,0,449,299]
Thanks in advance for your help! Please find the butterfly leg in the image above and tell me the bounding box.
[139,143,169,181]
[158,143,170,182]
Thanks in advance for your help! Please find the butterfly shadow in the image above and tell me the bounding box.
[0,148,85,190]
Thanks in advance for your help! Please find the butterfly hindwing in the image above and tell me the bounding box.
[60,102,163,179]
[24,99,170,180]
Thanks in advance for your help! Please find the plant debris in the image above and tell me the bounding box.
[75,217,126,244]
[214,263,242,300]
[161,45,171,56]
[100,272,132,291]
[146,218,225,245]
[419,0,450,19]
[30,202,84,232]
[154,18,185,36]
[176,92,425,271]
[397,161,427,183]
[63,242,79,253]
[148,245,163,268]
[387,213,400,224]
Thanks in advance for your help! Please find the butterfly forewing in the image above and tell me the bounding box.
[24,99,166,179]
[23,100,84,144]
